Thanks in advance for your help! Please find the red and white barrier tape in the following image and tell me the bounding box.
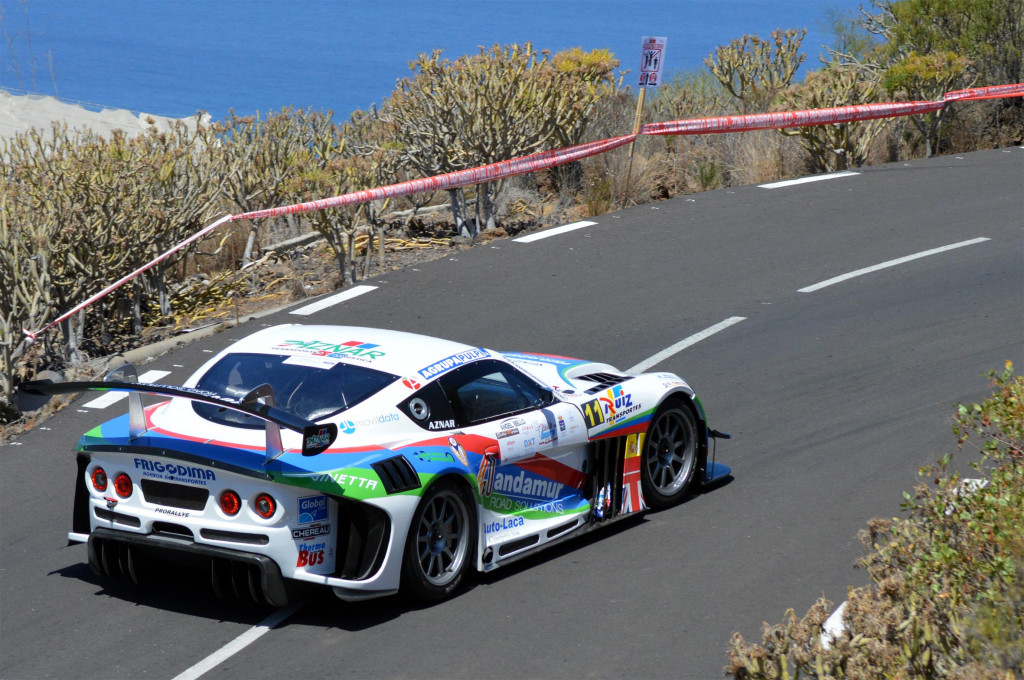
[22,215,234,343]
[642,99,945,136]
[232,134,637,221]
[944,83,1024,102]
[22,83,1023,342]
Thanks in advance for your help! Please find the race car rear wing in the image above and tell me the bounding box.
[16,363,337,461]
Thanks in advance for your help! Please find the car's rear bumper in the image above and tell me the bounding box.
[87,527,293,605]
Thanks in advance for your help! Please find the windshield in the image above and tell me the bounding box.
[192,352,399,427]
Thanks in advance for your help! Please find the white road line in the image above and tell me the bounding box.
[290,285,377,316]
[758,171,858,189]
[797,237,991,293]
[171,602,304,680]
[82,370,171,409]
[514,220,597,243]
[626,317,746,373]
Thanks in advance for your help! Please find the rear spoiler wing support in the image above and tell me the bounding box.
[16,363,337,459]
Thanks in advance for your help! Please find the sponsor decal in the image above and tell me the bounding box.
[428,419,455,431]
[412,449,456,463]
[502,352,575,367]
[448,437,468,466]
[582,386,640,428]
[402,377,421,390]
[496,428,519,439]
[611,385,633,410]
[337,413,402,434]
[296,542,327,567]
[478,451,499,496]
[305,428,332,450]
[499,436,519,456]
[154,507,190,518]
[356,413,402,427]
[134,459,215,487]
[298,495,329,524]
[654,372,686,387]
[500,417,527,430]
[292,524,331,539]
[485,515,524,535]
[277,338,385,361]
[558,416,566,432]
[418,348,490,380]
[314,471,379,491]
[492,469,564,500]
[486,495,565,515]
[606,386,641,424]
[539,426,557,447]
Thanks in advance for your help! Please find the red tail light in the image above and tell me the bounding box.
[113,473,133,498]
[219,490,241,516]
[254,493,276,519]
[90,468,108,492]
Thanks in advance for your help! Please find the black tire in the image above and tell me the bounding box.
[640,400,699,509]
[401,478,475,602]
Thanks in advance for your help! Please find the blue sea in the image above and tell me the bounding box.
[1,0,867,122]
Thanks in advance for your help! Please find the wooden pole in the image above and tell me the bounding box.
[622,85,647,208]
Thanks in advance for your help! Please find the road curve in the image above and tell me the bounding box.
[2,148,1021,680]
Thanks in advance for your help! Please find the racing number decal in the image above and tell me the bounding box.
[582,398,605,429]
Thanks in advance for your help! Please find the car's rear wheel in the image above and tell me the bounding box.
[641,400,699,509]
[401,479,474,601]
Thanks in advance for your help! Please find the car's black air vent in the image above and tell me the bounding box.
[371,456,421,495]
[200,529,270,545]
[141,479,209,510]
[575,372,628,394]
[152,522,194,540]
[94,507,141,528]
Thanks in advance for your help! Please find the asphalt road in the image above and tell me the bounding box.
[2,147,1021,680]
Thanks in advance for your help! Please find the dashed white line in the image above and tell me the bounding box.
[626,317,746,373]
[514,220,597,243]
[797,237,991,293]
[171,602,304,680]
[82,370,171,409]
[290,285,377,316]
[758,171,858,189]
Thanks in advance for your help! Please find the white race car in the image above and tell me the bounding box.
[20,325,729,602]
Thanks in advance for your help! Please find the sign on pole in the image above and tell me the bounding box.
[639,36,667,88]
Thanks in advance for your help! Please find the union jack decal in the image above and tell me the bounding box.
[620,433,647,514]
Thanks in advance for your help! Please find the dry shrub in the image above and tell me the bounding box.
[944,99,1024,153]
[722,129,803,186]
[493,183,544,232]
[727,365,1024,679]
[580,142,662,212]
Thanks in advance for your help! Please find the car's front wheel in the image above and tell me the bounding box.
[401,479,475,601]
[641,400,699,509]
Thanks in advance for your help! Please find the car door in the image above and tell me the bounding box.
[434,359,590,558]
